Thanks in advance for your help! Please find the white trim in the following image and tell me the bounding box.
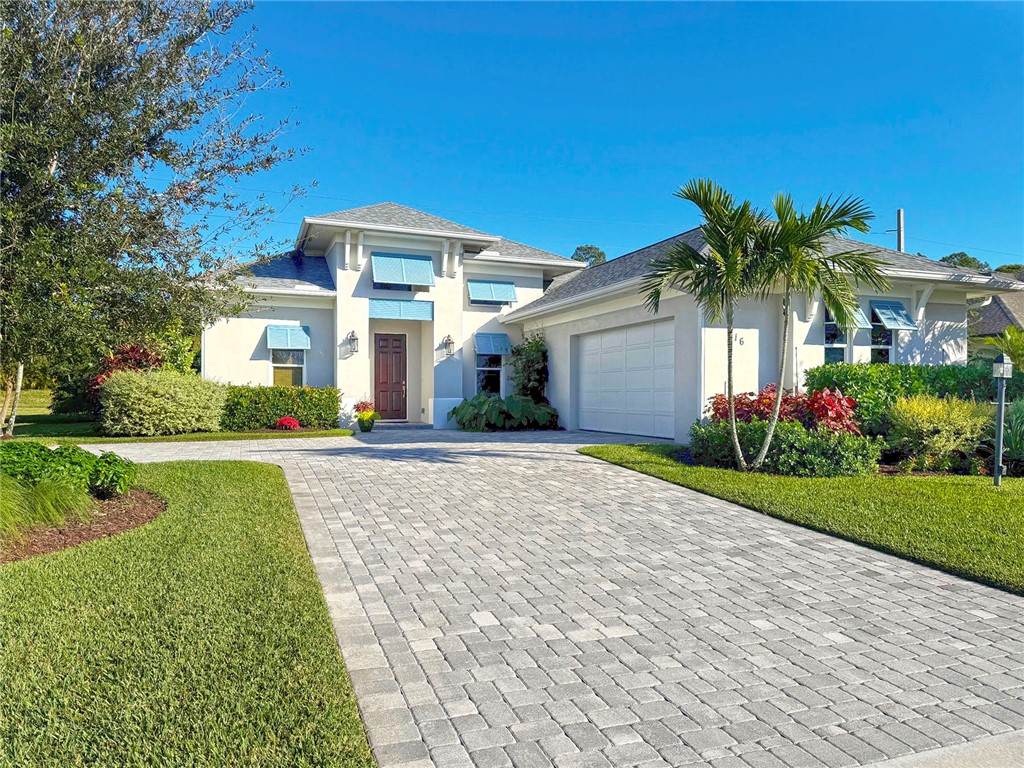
[868,307,896,364]
[343,229,352,270]
[823,307,849,364]
[696,305,705,414]
[356,231,364,271]
[245,287,336,297]
[474,351,505,398]
[914,284,935,323]
[301,217,500,244]
[269,349,307,387]
[468,253,584,270]
[500,276,647,323]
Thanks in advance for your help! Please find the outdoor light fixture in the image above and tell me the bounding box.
[442,335,455,357]
[993,353,1014,488]
[346,331,359,354]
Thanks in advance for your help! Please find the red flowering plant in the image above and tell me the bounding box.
[353,400,376,414]
[275,416,300,430]
[707,384,860,434]
[86,345,164,408]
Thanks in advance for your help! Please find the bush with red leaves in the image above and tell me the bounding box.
[86,345,164,408]
[275,416,300,430]
[708,384,860,434]
[353,400,376,414]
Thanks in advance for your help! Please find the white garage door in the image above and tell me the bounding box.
[578,320,675,438]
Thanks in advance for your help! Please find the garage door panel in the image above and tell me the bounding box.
[577,320,675,439]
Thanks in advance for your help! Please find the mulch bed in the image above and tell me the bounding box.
[1,489,166,564]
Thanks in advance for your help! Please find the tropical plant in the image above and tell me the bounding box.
[448,392,558,431]
[508,334,550,403]
[708,385,860,434]
[984,326,1024,367]
[747,193,888,469]
[642,179,765,470]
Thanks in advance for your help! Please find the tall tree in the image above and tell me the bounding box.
[748,194,889,469]
[572,244,607,267]
[0,0,303,434]
[641,179,764,470]
[940,252,990,272]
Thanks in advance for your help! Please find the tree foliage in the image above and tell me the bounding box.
[0,0,303,432]
[940,251,990,272]
[571,244,607,267]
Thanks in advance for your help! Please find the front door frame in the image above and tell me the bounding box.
[374,332,408,421]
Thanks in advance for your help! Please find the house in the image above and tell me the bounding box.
[201,202,1024,439]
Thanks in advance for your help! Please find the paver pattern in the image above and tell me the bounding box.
[95,431,1024,767]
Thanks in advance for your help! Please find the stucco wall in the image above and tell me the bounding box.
[202,298,335,387]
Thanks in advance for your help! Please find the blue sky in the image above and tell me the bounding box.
[231,1,1024,267]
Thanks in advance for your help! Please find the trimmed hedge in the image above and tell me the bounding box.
[804,363,1024,435]
[690,419,881,477]
[221,386,341,431]
[888,395,991,471]
[100,368,226,436]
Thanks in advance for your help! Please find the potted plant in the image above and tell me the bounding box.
[354,400,380,432]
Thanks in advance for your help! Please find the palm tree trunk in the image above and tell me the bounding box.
[751,290,792,469]
[3,362,24,437]
[725,302,748,471]
[0,376,12,429]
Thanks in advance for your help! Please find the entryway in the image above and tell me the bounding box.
[374,333,407,420]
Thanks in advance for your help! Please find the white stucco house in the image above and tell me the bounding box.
[202,202,1024,441]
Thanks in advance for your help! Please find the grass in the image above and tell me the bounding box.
[580,443,1024,595]
[6,390,353,443]
[0,461,375,767]
[0,475,95,541]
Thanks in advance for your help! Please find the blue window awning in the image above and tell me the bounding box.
[266,325,311,350]
[369,298,434,321]
[848,304,872,329]
[371,252,436,286]
[871,300,917,331]
[468,280,517,304]
[474,333,513,355]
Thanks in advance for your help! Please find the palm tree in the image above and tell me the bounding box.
[984,326,1024,366]
[641,179,765,470]
[748,194,890,469]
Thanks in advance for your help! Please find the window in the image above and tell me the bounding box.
[870,308,893,364]
[272,349,305,386]
[476,354,503,396]
[373,282,413,292]
[823,308,847,364]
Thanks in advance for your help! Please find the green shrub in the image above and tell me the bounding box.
[99,368,226,436]
[448,392,559,431]
[992,399,1024,478]
[1,474,94,541]
[0,442,56,484]
[804,362,1024,434]
[221,386,340,431]
[508,334,550,403]
[89,452,139,498]
[888,395,991,468]
[689,419,880,477]
[1,442,137,498]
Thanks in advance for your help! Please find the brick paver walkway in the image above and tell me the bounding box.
[94,432,1024,767]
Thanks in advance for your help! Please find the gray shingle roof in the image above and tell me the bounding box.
[234,253,335,292]
[312,202,493,237]
[505,228,1024,321]
[485,238,578,265]
[971,291,1024,336]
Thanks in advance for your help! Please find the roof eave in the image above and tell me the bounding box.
[500,276,647,324]
[469,254,584,270]
[300,216,500,243]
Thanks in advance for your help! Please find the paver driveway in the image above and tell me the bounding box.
[97,431,1024,767]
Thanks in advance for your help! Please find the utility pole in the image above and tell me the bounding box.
[896,208,905,252]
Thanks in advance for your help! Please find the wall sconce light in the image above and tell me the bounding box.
[442,335,455,357]
[346,331,359,354]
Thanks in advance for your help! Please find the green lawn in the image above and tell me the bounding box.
[6,390,353,443]
[0,461,375,767]
[580,444,1024,595]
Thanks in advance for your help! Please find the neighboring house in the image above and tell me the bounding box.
[968,272,1024,358]
[202,202,1024,439]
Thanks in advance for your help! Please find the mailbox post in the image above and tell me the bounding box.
[992,353,1014,488]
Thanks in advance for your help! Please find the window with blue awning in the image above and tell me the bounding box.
[870,300,917,331]
[474,333,512,355]
[266,325,311,349]
[467,280,517,305]
[370,252,436,286]
[368,298,434,321]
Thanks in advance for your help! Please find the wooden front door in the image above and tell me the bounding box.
[374,334,407,420]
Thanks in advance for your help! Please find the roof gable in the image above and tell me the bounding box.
[234,252,335,292]
[311,202,492,237]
